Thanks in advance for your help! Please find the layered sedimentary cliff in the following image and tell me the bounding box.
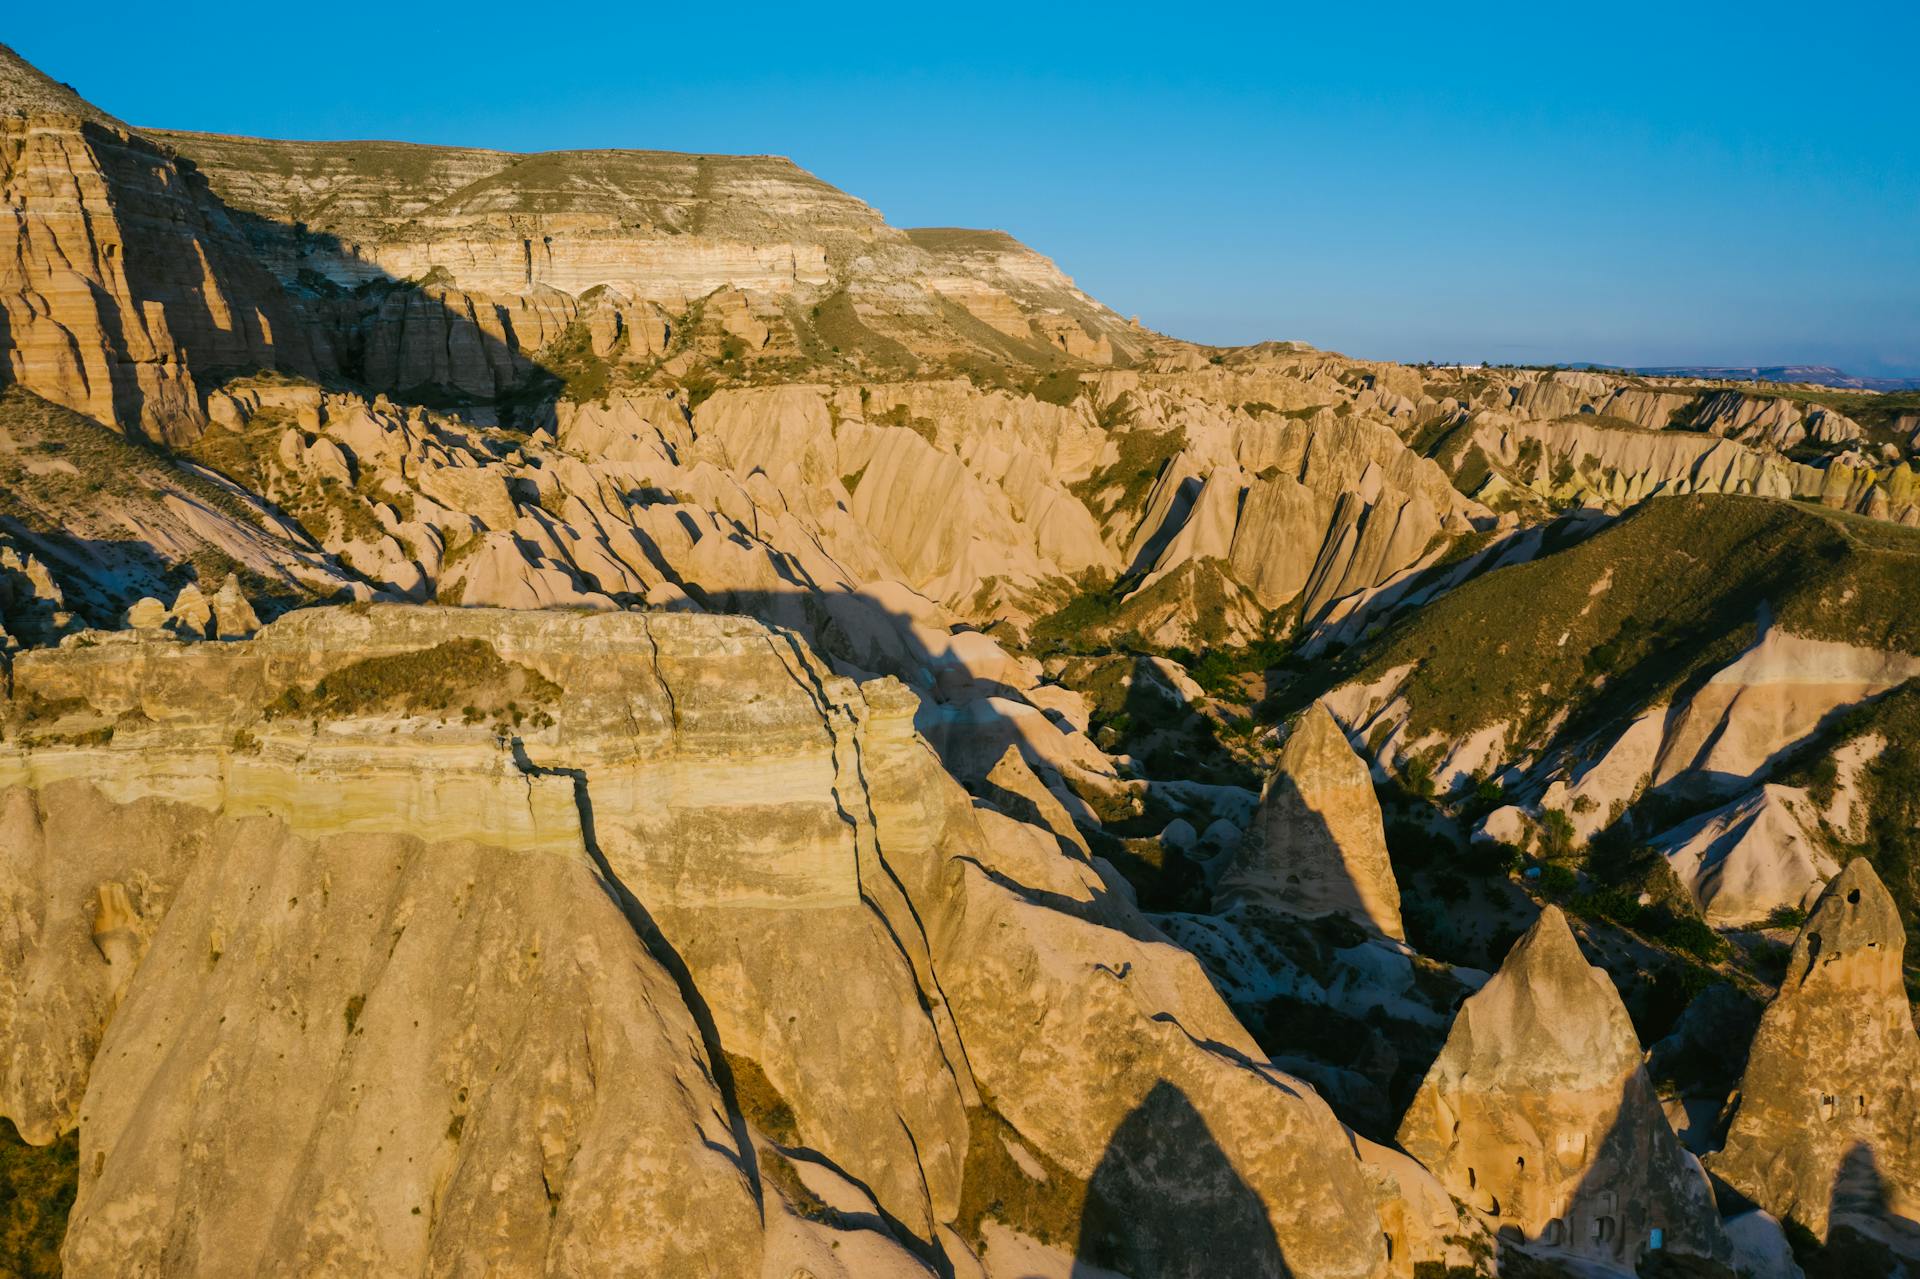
[0,606,1394,1277]
[0,47,325,441]
[6,36,1920,1279]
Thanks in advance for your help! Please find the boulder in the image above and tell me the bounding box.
[165,583,214,638]
[122,597,168,630]
[1723,1211,1806,1279]
[210,574,263,639]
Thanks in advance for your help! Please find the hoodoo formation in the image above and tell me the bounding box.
[4,33,1920,1279]
[1712,861,1920,1241]
[1216,700,1406,939]
[1396,907,1727,1266]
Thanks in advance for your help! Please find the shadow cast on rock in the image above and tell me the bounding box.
[1072,1080,1291,1279]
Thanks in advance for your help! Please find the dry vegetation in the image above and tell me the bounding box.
[0,1119,76,1278]
[264,639,561,724]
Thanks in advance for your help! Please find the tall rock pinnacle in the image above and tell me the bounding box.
[1216,701,1405,939]
[1712,859,1920,1240]
[1397,906,1728,1267]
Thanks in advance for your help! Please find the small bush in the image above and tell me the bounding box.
[264,639,561,721]
[1762,904,1808,930]
[0,1117,77,1278]
[724,1052,799,1147]
[1536,808,1576,858]
[1539,863,1578,896]
[954,1101,1088,1248]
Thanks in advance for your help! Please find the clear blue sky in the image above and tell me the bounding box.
[11,3,1919,374]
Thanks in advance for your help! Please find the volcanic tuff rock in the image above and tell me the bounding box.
[1711,860,1920,1240]
[0,606,1392,1277]
[0,46,325,441]
[140,129,1150,394]
[1650,784,1840,927]
[1396,907,1728,1267]
[1216,701,1404,939]
[10,36,1920,1279]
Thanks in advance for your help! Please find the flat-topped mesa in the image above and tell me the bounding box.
[1396,906,1728,1268]
[143,132,886,296]
[139,127,1148,387]
[1711,859,1920,1240]
[1215,701,1404,939]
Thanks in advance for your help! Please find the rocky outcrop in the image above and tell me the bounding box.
[1216,701,1404,940]
[138,130,1149,396]
[1712,860,1920,1240]
[0,606,1394,1277]
[1648,621,1920,799]
[118,577,260,640]
[1652,784,1840,927]
[0,538,72,647]
[0,384,353,623]
[1,46,326,441]
[1396,906,1727,1268]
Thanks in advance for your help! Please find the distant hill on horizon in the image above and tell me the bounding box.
[1571,363,1920,392]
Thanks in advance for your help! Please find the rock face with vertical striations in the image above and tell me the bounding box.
[1711,859,1920,1240]
[0,45,327,442]
[0,605,1395,1278]
[1396,906,1728,1268]
[1216,700,1405,939]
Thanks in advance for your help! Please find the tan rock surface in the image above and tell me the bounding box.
[1712,860,1920,1239]
[0,606,1399,1276]
[1652,783,1840,927]
[1216,702,1405,939]
[1,48,326,440]
[1396,906,1728,1267]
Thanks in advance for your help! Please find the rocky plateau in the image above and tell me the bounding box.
[4,37,1920,1279]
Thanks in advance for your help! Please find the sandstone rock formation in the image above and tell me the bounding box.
[0,538,72,647]
[1652,784,1840,927]
[140,129,1148,400]
[1712,860,1920,1240]
[1,46,326,441]
[1397,906,1727,1268]
[0,606,1393,1277]
[1216,701,1404,940]
[5,37,1919,1279]
[1420,366,1920,527]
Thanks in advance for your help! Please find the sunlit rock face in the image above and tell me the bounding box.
[0,606,1394,1278]
[1712,860,1920,1241]
[1396,907,1728,1268]
[1,47,327,443]
[11,31,1920,1279]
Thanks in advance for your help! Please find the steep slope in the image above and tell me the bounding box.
[8,38,1920,1279]
[1324,495,1920,803]
[143,126,1153,398]
[0,383,350,621]
[1,45,327,441]
[0,606,1395,1278]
